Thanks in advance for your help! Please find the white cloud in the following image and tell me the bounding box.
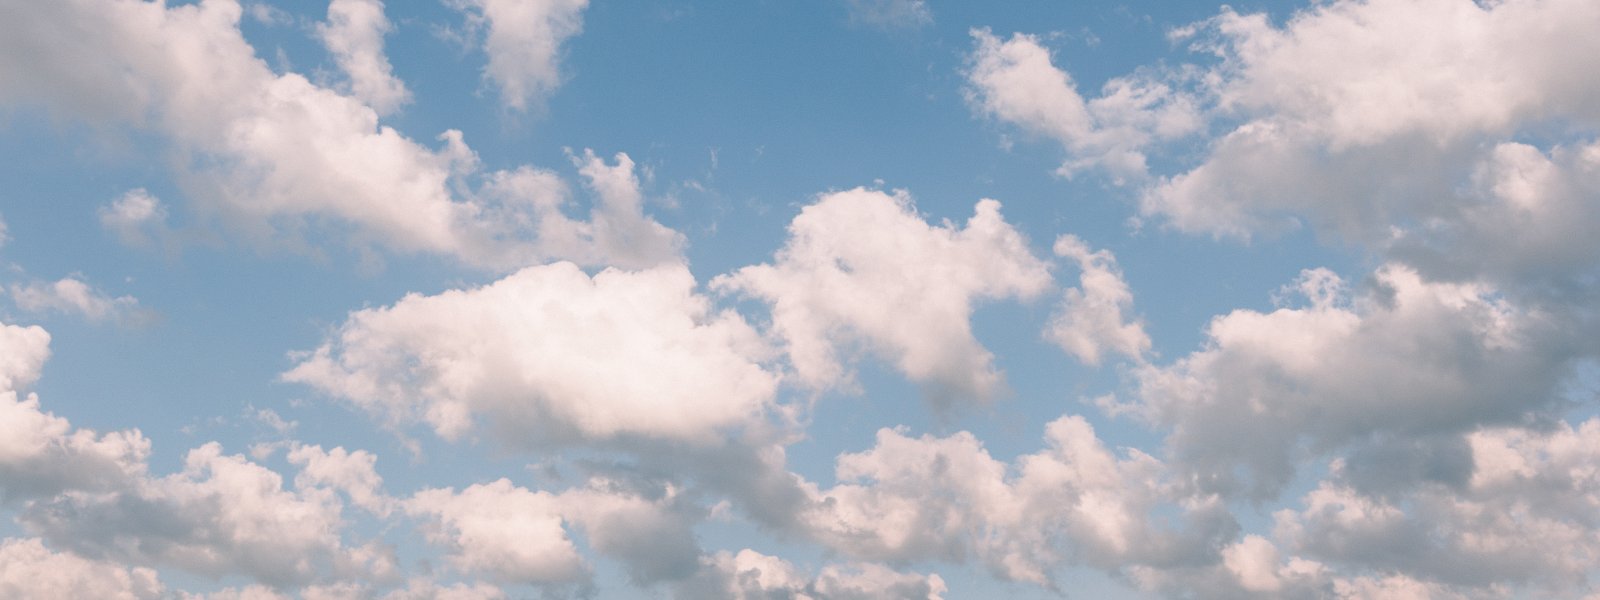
[285,261,777,445]
[9,276,146,325]
[407,479,587,585]
[318,0,410,116]
[446,0,589,111]
[20,440,392,587]
[98,189,171,249]
[799,415,1231,585]
[714,188,1052,407]
[1138,0,1600,242]
[1047,235,1150,366]
[1129,265,1576,499]
[845,0,932,29]
[0,537,164,600]
[675,549,947,600]
[0,0,667,270]
[965,29,1202,181]
[0,320,50,392]
[287,444,392,517]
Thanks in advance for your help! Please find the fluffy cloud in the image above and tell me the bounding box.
[446,0,588,111]
[1047,235,1150,366]
[406,475,699,588]
[9,276,147,325]
[1143,0,1600,242]
[20,441,390,587]
[285,261,777,445]
[0,0,666,270]
[1129,265,1578,499]
[965,29,1202,181]
[715,188,1051,407]
[799,415,1233,585]
[675,549,947,599]
[318,0,410,116]
[0,321,149,502]
[0,537,164,600]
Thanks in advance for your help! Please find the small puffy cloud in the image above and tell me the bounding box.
[9,276,148,325]
[1130,265,1576,499]
[799,415,1232,585]
[285,261,778,446]
[446,0,589,111]
[1047,235,1150,366]
[965,29,1202,181]
[318,0,410,116]
[0,537,164,600]
[674,549,946,600]
[714,188,1051,407]
[845,0,932,29]
[98,189,170,249]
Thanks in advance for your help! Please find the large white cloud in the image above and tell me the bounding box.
[285,261,778,445]
[1127,265,1578,498]
[714,188,1052,407]
[0,537,164,600]
[798,415,1233,586]
[0,0,665,270]
[446,0,588,111]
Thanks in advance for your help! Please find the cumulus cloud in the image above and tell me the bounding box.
[965,29,1202,181]
[1129,265,1578,499]
[285,261,777,446]
[675,549,946,599]
[0,0,666,270]
[715,188,1052,407]
[446,0,588,111]
[21,441,393,587]
[1141,0,1600,242]
[798,415,1233,586]
[9,276,148,325]
[317,0,410,116]
[0,537,164,600]
[1047,235,1150,366]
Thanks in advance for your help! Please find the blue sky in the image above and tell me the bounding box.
[2,0,1598,598]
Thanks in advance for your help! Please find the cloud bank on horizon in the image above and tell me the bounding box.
[1,0,1598,598]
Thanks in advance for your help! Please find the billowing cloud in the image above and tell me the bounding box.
[799,415,1233,585]
[285,261,778,445]
[446,0,588,111]
[1128,265,1578,499]
[715,188,1052,407]
[0,537,164,600]
[0,0,664,270]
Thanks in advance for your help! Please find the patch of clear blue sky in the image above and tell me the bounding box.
[0,0,1356,596]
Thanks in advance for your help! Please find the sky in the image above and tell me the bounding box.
[1,0,1598,598]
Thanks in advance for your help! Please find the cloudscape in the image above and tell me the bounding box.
[2,0,1599,598]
